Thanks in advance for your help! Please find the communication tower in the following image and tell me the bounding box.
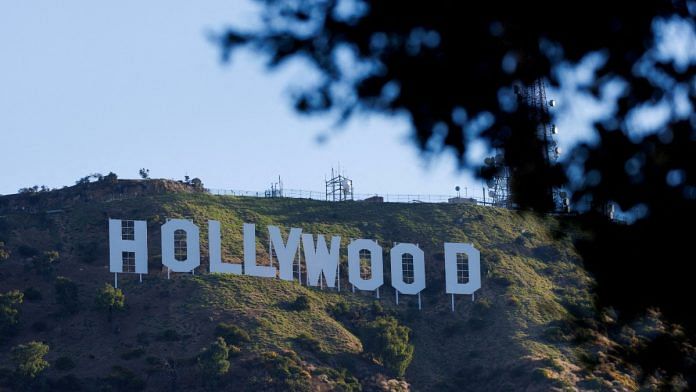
[325,168,354,201]
[484,79,565,209]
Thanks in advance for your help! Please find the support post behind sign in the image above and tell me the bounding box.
[336,263,340,292]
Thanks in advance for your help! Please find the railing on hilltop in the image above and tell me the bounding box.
[209,188,492,205]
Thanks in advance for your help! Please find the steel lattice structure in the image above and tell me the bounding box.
[485,79,564,210]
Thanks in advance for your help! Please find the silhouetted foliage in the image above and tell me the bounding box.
[218,1,695,385]
[190,177,204,191]
[31,251,59,278]
[103,171,118,184]
[76,173,103,185]
[139,168,150,179]
[18,185,50,194]
[54,277,79,315]
[11,341,49,380]
[0,290,23,341]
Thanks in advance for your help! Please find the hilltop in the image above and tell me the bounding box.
[0,179,637,391]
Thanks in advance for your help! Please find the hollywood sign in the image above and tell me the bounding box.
[108,219,481,309]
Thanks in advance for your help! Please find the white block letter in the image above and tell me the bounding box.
[348,239,383,291]
[161,219,200,273]
[302,234,340,287]
[109,219,148,274]
[444,243,481,294]
[208,220,242,274]
[390,243,425,295]
[244,223,275,278]
[268,226,302,281]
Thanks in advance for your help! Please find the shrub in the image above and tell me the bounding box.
[76,242,100,264]
[11,341,50,379]
[198,337,231,385]
[0,290,23,340]
[253,350,311,391]
[190,178,204,191]
[32,251,59,277]
[370,301,385,316]
[23,287,42,301]
[319,368,361,392]
[471,298,493,317]
[103,172,118,184]
[330,301,350,317]
[55,277,79,315]
[362,316,414,377]
[288,295,311,311]
[0,241,9,261]
[54,356,76,371]
[215,322,251,345]
[105,366,145,391]
[294,333,322,353]
[95,284,125,321]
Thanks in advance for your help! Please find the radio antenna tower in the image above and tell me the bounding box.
[484,79,562,209]
[325,167,354,201]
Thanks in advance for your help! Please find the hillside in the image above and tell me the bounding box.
[0,180,632,391]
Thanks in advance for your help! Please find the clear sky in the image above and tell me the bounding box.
[0,1,596,197]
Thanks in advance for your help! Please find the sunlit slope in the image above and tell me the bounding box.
[0,184,603,391]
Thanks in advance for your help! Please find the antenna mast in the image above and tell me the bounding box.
[484,79,562,209]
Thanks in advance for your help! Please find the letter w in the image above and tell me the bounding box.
[301,234,340,288]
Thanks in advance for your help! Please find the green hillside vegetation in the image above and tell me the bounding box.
[0,179,641,390]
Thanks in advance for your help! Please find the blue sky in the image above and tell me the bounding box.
[0,1,597,197]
